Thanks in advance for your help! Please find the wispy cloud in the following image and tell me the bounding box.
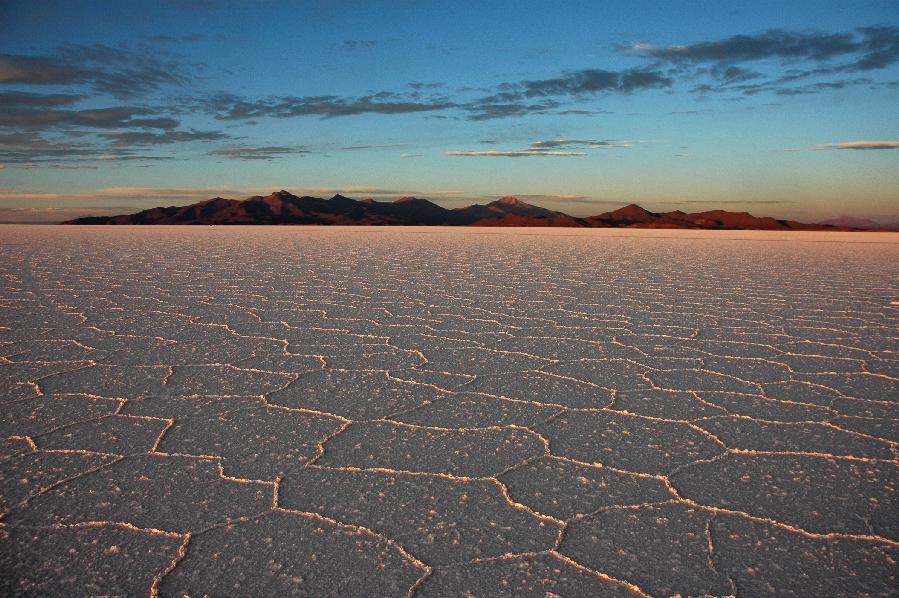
[203,93,456,120]
[0,131,172,164]
[194,63,673,124]
[209,146,311,160]
[633,26,899,71]
[0,43,196,99]
[147,33,205,43]
[408,82,444,90]
[446,138,643,158]
[815,140,899,150]
[520,68,673,97]
[93,186,244,198]
[0,53,84,85]
[529,139,639,149]
[631,30,861,63]
[0,187,243,201]
[0,105,178,130]
[101,129,229,146]
[342,40,378,50]
[628,26,899,97]
[0,189,69,200]
[0,91,85,108]
[400,153,422,158]
[461,68,670,120]
[341,143,408,150]
[157,26,899,128]
[446,150,585,157]
[556,109,610,116]
[94,155,174,161]
[461,100,560,121]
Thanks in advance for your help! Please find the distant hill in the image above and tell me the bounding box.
[62,190,862,230]
[818,216,899,230]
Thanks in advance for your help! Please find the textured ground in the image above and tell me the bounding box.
[0,225,897,597]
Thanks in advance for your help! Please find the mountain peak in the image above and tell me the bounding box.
[617,203,651,213]
[609,204,655,218]
[330,194,353,201]
[394,196,418,203]
[496,196,529,207]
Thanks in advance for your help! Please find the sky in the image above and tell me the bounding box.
[1,0,898,223]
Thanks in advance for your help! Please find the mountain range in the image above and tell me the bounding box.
[62,190,883,230]
[817,216,899,231]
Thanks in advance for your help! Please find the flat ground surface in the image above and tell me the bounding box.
[1,225,897,597]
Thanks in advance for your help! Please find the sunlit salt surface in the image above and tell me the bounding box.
[1,225,897,596]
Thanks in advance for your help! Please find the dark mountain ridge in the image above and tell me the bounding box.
[62,190,867,230]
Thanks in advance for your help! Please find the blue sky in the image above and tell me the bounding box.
[1,0,898,222]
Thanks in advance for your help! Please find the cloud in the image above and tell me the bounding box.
[635,30,861,63]
[855,25,899,70]
[556,109,610,115]
[0,186,244,202]
[0,132,108,163]
[637,26,899,90]
[0,106,178,131]
[692,73,882,96]
[446,150,585,157]
[408,82,444,90]
[341,143,409,150]
[520,68,672,97]
[0,54,86,85]
[342,40,378,50]
[529,139,638,149]
[148,34,205,43]
[815,141,899,150]
[400,153,422,158]
[447,138,648,157]
[709,64,762,83]
[203,93,456,120]
[209,146,312,160]
[93,186,242,198]
[197,64,670,123]
[0,131,174,164]
[462,100,560,121]
[49,163,98,169]
[100,129,229,146]
[94,155,174,161]
[769,78,875,96]
[457,67,670,120]
[0,91,85,108]
[624,26,899,98]
[0,189,70,199]
[0,43,195,99]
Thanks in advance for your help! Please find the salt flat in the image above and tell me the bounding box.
[1,225,897,596]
